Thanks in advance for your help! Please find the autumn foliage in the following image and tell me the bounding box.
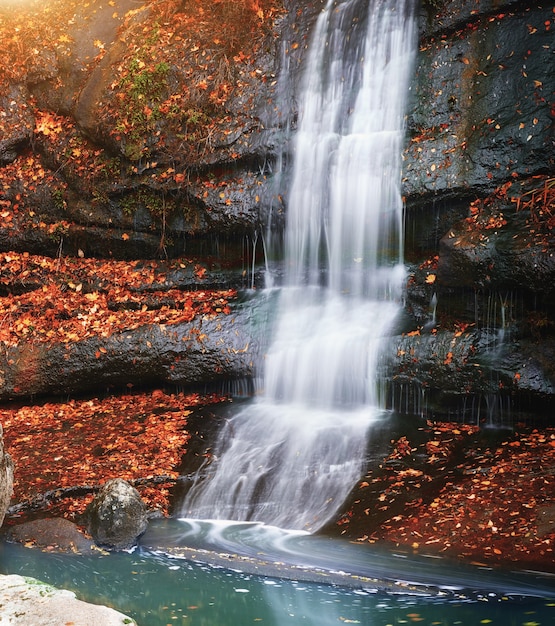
[338,421,555,571]
[0,390,227,520]
[0,248,235,520]
[0,0,267,532]
[0,251,233,347]
[0,0,283,246]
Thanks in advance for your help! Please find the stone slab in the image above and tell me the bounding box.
[0,574,136,625]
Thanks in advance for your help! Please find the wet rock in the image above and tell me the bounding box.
[0,308,256,401]
[398,0,555,420]
[383,328,555,418]
[437,210,555,297]
[419,0,530,37]
[404,3,555,200]
[0,425,14,528]
[4,517,95,554]
[85,478,148,550]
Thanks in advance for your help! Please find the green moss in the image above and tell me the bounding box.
[52,188,66,211]
[120,194,138,217]
[22,576,56,594]
[113,31,172,160]
[119,189,175,221]
[123,59,170,103]
[184,108,208,126]
[97,155,122,179]
[91,189,109,207]
[123,141,145,161]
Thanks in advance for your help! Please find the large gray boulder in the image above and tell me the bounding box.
[85,478,148,551]
[0,425,14,528]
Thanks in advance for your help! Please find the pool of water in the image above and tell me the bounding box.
[1,519,554,626]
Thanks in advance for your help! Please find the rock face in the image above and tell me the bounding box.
[0,0,554,419]
[0,425,14,528]
[394,0,555,420]
[85,478,148,550]
[405,0,554,200]
[0,574,136,625]
[0,0,284,260]
[270,0,555,420]
[0,309,256,402]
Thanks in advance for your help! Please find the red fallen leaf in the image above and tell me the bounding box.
[194,265,207,279]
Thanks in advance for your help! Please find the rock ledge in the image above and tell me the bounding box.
[0,574,136,625]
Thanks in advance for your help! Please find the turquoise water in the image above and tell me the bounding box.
[1,519,554,626]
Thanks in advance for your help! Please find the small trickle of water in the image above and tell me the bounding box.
[180,0,416,531]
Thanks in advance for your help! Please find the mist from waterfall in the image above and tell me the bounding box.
[180,0,416,531]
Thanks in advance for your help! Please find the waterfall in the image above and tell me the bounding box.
[180,0,416,531]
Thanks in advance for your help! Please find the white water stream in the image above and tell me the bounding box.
[180,0,416,531]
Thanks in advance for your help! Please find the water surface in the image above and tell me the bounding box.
[2,520,554,626]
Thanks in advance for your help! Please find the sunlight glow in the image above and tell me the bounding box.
[0,0,48,8]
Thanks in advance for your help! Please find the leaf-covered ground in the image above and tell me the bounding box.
[2,376,554,574]
[336,421,555,572]
[0,390,226,520]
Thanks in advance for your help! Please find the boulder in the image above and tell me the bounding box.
[5,518,95,554]
[85,478,148,550]
[0,85,34,165]
[0,425,14,528]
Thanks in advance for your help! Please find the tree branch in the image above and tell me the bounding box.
[6,474,183,517]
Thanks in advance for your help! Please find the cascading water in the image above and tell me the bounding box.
[180,0,416,531]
